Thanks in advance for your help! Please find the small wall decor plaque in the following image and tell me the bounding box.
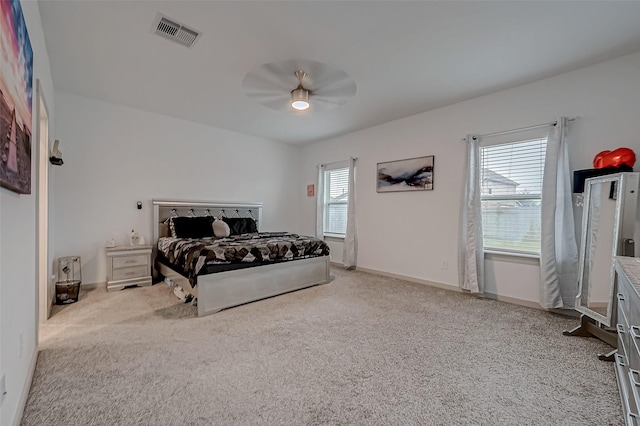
[377,155,434,192]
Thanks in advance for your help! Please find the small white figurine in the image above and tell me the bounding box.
[130,229,140,246]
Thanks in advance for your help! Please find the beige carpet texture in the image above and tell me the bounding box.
[22,268,622,425]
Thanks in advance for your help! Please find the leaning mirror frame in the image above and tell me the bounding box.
[574,172,639,327]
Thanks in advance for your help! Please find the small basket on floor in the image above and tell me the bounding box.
[55,280,81,304]
[55,256,82,305]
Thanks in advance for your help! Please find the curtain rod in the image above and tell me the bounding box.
[318,157,358,167]
[470,117,579,141]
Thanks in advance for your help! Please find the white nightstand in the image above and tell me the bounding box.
[106,245,152,292]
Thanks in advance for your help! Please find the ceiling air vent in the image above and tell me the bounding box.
[153,14,201,48]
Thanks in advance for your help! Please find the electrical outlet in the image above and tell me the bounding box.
[19,331,23,359]
[0,374,5,406]
[441,260,448,270]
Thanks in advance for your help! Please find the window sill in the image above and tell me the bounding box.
[324,234,345,241]
[484,249,540,259]
[484,250,540,265]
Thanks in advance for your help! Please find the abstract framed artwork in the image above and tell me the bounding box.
[0,0,33,194]
[377,155,434,192]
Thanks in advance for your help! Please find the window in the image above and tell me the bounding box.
[480,137,547,254]
[323,166,350,236]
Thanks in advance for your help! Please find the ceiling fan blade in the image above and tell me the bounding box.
[247,93,290,104]
[310,77,357,108]
[307,70,347,89]
[311,96,352,108]
[243,72,292,94]
[309,101,340,111]
[312,79,357,98]
[260,97,292,112]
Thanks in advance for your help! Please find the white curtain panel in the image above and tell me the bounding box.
[458,135,484,293]
[343,157,358,269]
[316,164,326,239]
[539,117,579,308]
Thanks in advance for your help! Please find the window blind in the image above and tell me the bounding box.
[480,138,547,253]
[324,167,349,235]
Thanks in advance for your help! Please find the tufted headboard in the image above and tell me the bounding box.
[151,199,263,245]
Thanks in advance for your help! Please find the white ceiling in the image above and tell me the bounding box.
[39,1,640,145]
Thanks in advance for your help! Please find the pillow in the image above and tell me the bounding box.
[168,218,177,238]
[159,222,170,238]
[222,217,258,235]
[170,216,215,238]
[212,218,230,238]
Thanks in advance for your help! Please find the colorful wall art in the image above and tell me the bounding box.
[0,0,33,194]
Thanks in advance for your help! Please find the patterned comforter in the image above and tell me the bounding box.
[157,232,330,284]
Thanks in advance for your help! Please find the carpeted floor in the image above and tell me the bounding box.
[22,268,622,425]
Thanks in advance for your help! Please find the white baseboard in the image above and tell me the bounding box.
[355,266,461,293]
[80,281,106,290]
[479,292,543,311]
[480,292,576,316]
[12,346,38,426]
[352,265,568,314]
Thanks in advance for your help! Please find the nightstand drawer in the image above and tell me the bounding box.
[113,255,148,269]
[112,265,149,281]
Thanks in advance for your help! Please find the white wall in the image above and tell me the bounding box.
[0,1,56,425]
[300,51,640,305]
[52,92,302,285]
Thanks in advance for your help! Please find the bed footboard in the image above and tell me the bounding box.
[196,255,330,317]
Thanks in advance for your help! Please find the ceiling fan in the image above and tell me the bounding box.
[242,59,357,112]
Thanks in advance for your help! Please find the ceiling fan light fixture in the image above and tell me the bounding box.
[291,87,309,111]
[243,62,356,112]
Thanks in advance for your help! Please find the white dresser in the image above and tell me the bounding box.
[615,256,640,425]
[106,245,152,291]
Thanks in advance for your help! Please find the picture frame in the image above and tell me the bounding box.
[0,0,33,194]
[377,155,434,192]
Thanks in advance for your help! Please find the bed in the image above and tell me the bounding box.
[152,199,331,316]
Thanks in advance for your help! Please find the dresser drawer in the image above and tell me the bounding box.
[620,323,631,361]
[628,413,640,426]
[620,291,630,327]
[112,265,149,281]
[113,255,148,269]
[616,353,634,420]
[630,369,640,419]
[622,276,640,328]
[630,327,640,372]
